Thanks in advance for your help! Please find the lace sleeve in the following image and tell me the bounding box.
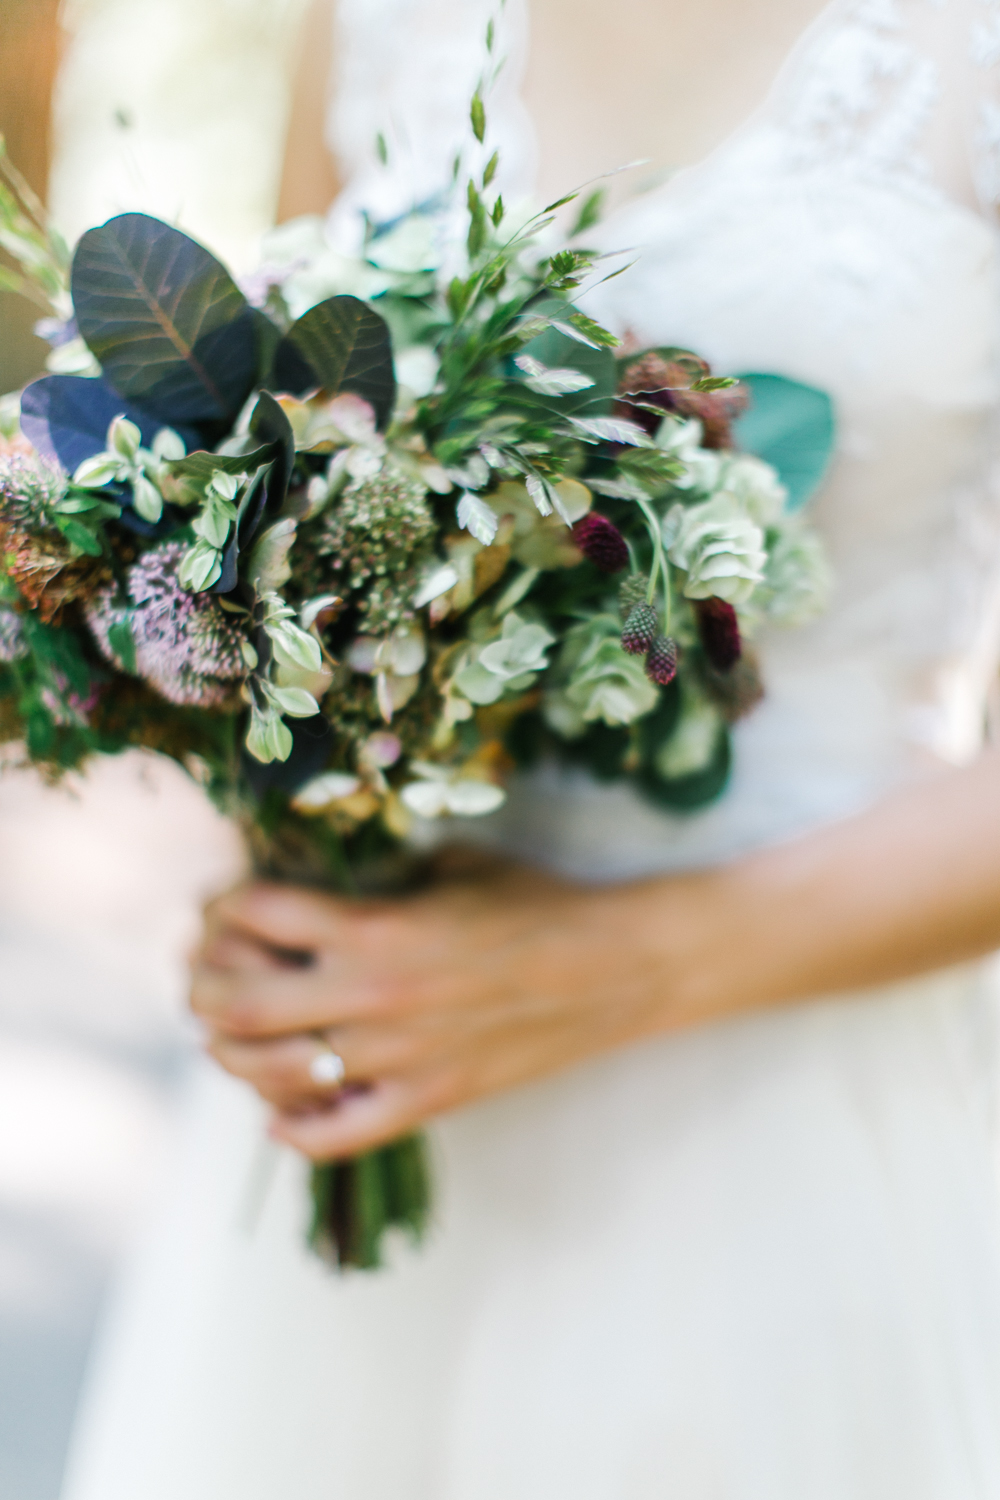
[325,0,535,250]
[970,0,1000,208]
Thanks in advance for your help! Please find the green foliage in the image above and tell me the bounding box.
[570,190,605,239]
[470,92,486,144]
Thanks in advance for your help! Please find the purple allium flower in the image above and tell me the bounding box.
[572,513,629,573]
[695,596,742,671]
[86,542,246,708]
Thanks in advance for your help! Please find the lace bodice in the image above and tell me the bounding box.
[327,0,1000,875]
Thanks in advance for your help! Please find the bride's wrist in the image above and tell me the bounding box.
[614,860,778,1038]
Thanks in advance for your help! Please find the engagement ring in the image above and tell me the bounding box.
[309,1041,346,1089]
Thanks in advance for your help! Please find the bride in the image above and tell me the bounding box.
[62,0,1000,1495]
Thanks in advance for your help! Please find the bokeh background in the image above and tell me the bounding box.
[0,3,327,1494]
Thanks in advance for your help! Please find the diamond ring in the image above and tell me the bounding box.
[309,1042,347,1089]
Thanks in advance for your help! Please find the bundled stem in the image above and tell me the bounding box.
[245,803,433,1270]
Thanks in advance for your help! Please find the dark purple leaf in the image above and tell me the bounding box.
[272,296,396,429]
[20,374,162,474]
[71,213,259,434]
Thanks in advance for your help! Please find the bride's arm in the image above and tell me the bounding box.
[191,748,1000,1159]
[275,0,341,223]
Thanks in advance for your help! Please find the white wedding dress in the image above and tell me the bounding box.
[60,2,1000,1496]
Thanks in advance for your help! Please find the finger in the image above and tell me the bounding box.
[205,882,354,955]
[196,930,295,974]
[268,1075,433,1159]
[207,1021,430,1104]
[189,953,409,1035]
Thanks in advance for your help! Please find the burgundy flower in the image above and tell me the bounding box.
[572,512,630,573]
[645,635,679,686]
[695,596,742,672]
[612,351,749,449]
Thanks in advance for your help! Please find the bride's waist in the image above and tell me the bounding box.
[474,669,966,882]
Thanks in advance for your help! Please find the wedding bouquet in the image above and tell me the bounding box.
[0,86,831,1266]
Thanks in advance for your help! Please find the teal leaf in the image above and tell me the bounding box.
[272,295,396,429]
[731,373,835,511]
[71,213,259,434]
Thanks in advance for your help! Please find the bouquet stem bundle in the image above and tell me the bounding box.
[246,806,431,1268]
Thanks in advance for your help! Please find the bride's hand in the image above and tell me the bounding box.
[189,853,678,1159]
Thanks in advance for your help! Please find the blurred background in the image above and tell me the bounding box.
[0,2,329,1494]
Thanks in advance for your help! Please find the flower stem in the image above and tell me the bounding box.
[635,494,668,627]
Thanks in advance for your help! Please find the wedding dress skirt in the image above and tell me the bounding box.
[60,1,1000,1494]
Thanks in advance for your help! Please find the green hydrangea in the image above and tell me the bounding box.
[545,618,658,733]
[663,495,767,605]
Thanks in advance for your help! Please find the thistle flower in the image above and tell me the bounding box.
[0,453,67,529]
[571,513,629,573]
[0,454,111,621]
[645,634,679,686]
[620,601,658,655]
[86,542,246,708]
[315,461,435,633]
[694,597,742,671]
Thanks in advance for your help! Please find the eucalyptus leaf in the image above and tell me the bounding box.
[731,373,836,511]
[272,295,396,429]
[71,213,259,433]
[456,491,499,545]
[569,416,652,447]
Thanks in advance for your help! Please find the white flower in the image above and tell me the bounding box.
[663,496,767,605]
[716,455,787,526]
[453,612,554,706]
[349,625,426,723]
[291,772,363,812]
[560,634,658,727]
[401,763,506,819]
[395,346,440,398]
[756,519,833,625]
[655,416,722,492]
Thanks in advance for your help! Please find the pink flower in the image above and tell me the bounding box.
[86,542,246,708]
